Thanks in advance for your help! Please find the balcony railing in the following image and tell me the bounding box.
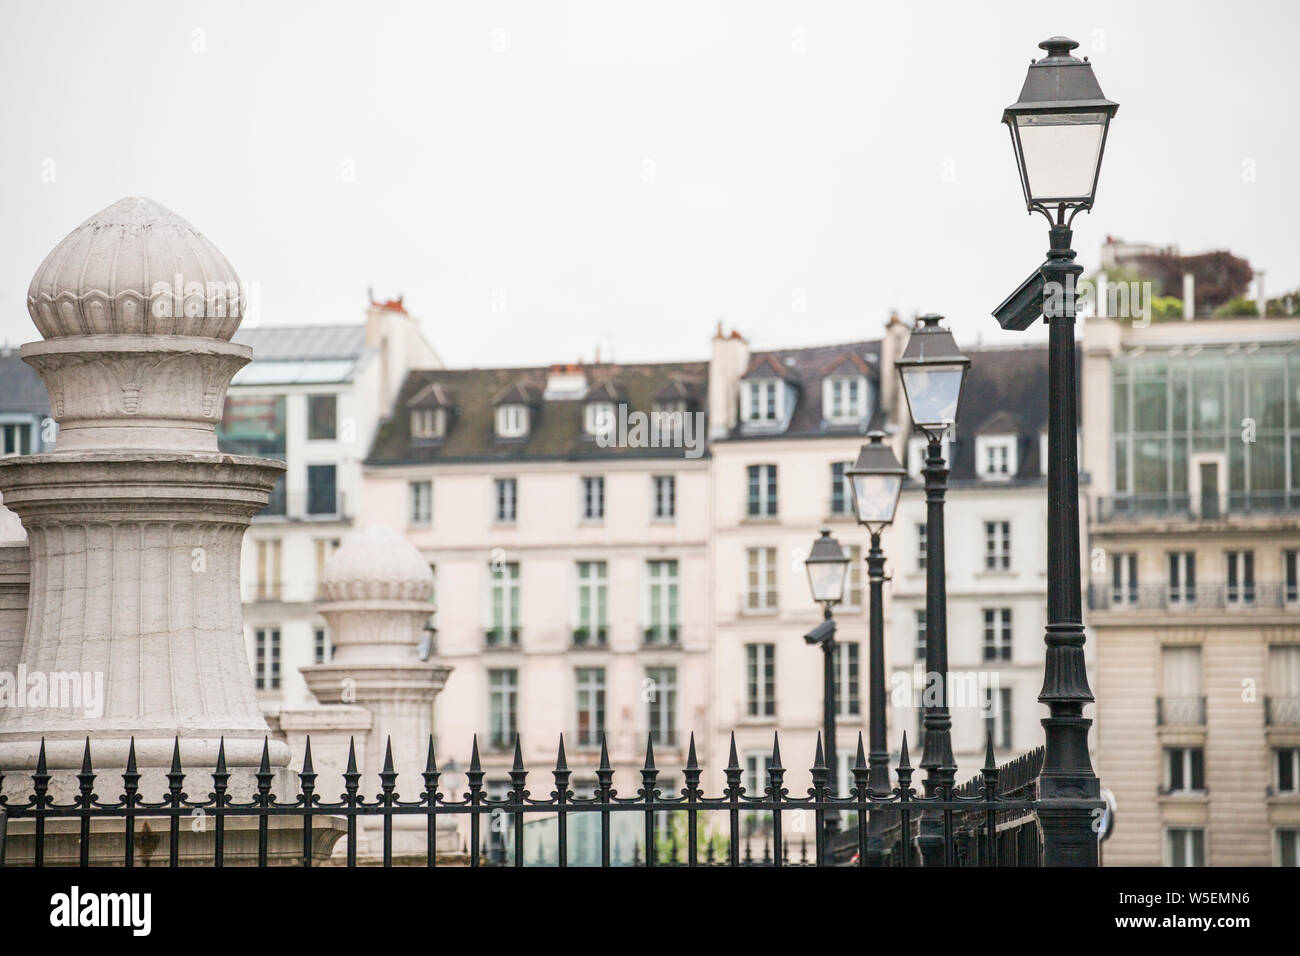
[643,624,681,646]
[1096,491,1299,523]
[1157,696,1207,726]
[484,626,521,648]
[254,489,351,522]
[1088,582,1296,611]
[1266,696,1300,726]
[572,626,608,648]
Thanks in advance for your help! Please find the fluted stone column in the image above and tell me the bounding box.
[0,198,291,806]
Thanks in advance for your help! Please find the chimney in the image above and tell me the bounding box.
[1255,271,1266,315]
[1182,273,1195,320]
[708,321,749,439]
[878,312,910,425]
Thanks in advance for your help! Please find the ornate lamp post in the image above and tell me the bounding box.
[803,529,850,845]
[896,314,969,867]
[845,430,905,865]
[1001,36,1117,866]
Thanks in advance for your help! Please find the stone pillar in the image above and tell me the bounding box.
[0,198,291,805]
[292,526,453,860]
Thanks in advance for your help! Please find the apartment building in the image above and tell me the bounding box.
[217,297,440,713]
[1082,310,1300,866]
[890,344,1096,779]
[361,356,711,849]
[706,320,909,810]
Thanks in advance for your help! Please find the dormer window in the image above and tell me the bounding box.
[745,380,780,423]
[907,435,952,481]
[496,403,529,438]
[976,436,1017,479]
[411,407,445,440]
[824,375,867,424]
[585,401,616,437]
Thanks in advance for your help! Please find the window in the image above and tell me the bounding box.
[582,476,604,520]
[306,464,338,516]
[746,380,779,423]
[255,539,282,600]
[408,480,432,525]
[1168,552,1196,605]
[845,545,863,607]
[494,477,517,522]
[575,668,606,747]
[1166,827,1205,867]
[745,547,777,612]
[307,394,337,441]
[488,561,520,646]
[745,644,776,717]
[653,475,675,519]
[977,436,1015,477]
[830,462,852,515]
[254,628,281,690]
[982,608,1012,661]
[1279,829,1300,867]
[914,609,927,661]
[825,376,864,422]
[1225,550,1255,606]
[1111,552,1138,606]
[488,669,518,749]
[646,559,680,644]
[834,642,860,717]
[411,407,444,440]
[746,464,778,517]
[313,627,331,664]
[1165,747,1206,793]
[575,561,608,646]
[745,753,776,807]
[1160,646,1203,725]
[0,422,32,456]
[1286,550,1299,605]
[652,402,687,444]
[985,687,1013,749]
[496,403,528,438]
[916,523,927,571]
[1276,748,1299,794]
[646,667,678,747]
[983,521,1011,571]
[313,538,338,595]
[584,401,616,437]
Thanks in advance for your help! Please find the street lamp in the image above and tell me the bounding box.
[897,314,968,867]
[998,35,1116,867]
[846,430,904,866]
[803,529,849,847]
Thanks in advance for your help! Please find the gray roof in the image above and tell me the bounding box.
[0,350,49,415]
[232,324,369,361]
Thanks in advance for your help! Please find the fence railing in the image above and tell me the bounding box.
[0,729,1080,868]
[1095,491,1300,522]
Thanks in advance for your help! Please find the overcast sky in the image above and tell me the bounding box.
[1,0,1297,366]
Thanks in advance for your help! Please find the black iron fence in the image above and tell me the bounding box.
[0,730,1076,868]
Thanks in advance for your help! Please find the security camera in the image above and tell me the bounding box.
[804,618,836,645]
[993,267,1046,332]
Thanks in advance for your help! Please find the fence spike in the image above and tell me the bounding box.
[598,732,611,772]
[511,735,525,773]
[124,737,140,788]
[213,738,225,776]
[79,736,93,776]
[726,732,740,773]
[854,732,867,771]
[258,736,271,776]
[35,737,48,777]
[642,735,656,772]
[983,731,997,774]
[812,731,825,771]
[469,734,482,772]
[302,735,315,776]
[769,732,783,771]
[345,736,359,777]
[170,736,183,778]
[898,731,911,771]
[686,732,699,771]
[425,735,438,775]
[555,734,568,773]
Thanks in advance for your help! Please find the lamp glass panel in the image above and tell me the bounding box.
[902,364,964,429]
[807,560,848,604]
[1015,112,1105,201]
[851,473,902,527]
